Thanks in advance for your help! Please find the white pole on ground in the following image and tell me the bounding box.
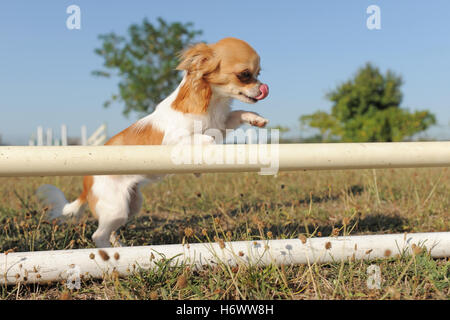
[0,142,449,177]
[1,232,449,285]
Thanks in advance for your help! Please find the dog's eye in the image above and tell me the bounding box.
[237,70,252,83]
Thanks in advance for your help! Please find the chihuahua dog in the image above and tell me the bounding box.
[37,37,269,247]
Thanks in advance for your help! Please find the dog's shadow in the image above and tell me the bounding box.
[121,183,408,246]
[122,211,409,247]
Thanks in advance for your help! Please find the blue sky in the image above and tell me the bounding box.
[1,0,449,144]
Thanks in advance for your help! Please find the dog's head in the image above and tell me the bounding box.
[172,37,269,114]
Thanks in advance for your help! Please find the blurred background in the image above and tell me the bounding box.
[1,0,449,145]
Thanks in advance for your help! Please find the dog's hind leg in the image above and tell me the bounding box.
[106,184,143,247]
[89,176,133,248]
[91,198,129,248]
[128,184,144,219]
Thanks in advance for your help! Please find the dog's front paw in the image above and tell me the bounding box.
[193,134,216,145]
[250,117,269,128]
[241,112,269,128]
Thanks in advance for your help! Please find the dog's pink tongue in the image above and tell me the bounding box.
[255,83,269,100]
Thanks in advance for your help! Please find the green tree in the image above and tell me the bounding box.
[93,17,202,117]
[300,63,436,142]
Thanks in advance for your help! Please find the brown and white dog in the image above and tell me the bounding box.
[36,37,269,247]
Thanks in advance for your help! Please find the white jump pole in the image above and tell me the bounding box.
[0,142,449,177]
[1,232,449,285]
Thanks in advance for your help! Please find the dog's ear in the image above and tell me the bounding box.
[172,43,219,114]
[176,43,219,77]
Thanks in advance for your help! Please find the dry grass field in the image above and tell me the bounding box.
[0,167,448,300]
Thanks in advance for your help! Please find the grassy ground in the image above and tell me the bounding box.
[0,168,448,300]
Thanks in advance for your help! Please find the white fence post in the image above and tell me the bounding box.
[36,126,44,146]
[30,124,108,146]
[87,123,108,146]
[81,125,87,146]
[61,124,68,146]
[46,128,53,146]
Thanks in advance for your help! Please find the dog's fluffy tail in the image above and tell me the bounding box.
[36,184,86,220]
